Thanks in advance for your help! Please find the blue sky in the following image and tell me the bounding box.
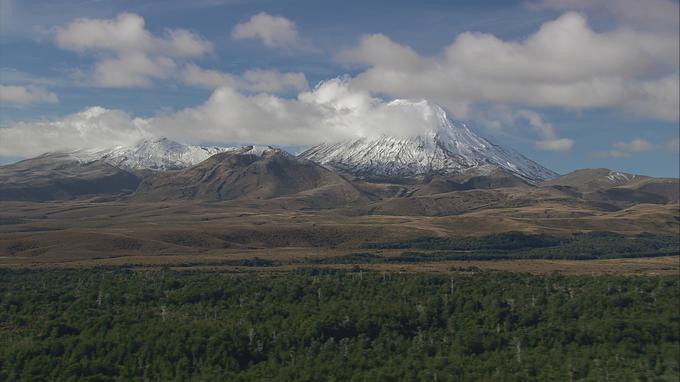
[0,0,678,177]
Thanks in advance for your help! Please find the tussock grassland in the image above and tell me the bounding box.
[0,201,677,273]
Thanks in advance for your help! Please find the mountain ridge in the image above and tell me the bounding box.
[1,108,677,208]
[63,137,240,171]
[132,146,367,207]
[542,168,679,206]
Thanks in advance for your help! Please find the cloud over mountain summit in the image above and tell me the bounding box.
[0,78,468,156]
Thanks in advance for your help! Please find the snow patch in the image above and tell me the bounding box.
[606,171,635,183]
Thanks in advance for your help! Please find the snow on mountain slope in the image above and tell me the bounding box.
[542,168,643,191]
[97,138,241,171]
[299,100,557,182]
[65,137,241,171]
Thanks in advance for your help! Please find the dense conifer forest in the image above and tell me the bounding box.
[358,231,680,260]
[0,269,678,381]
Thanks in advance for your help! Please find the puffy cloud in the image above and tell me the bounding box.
[93,53,177,87]
[0,107,148,157]
[53,12,212,87]
[54,12,212,57]
[3,78,581,157]
[51,12,308,90]
[341,11,679,121]
[231,13,303,49]
[626,75,680,121]
[0,78,458,156]
[0,85,58,105]
[474,107,574,152]
[516,110,574,152]
[181,64,308,93]
[0,68,60,87]
[530,0,679,32]
[163,29,214,58]
[591,138,667,158]
[150,78,442,145]
[590,150,627,159]
[338,34,424,71]
[613,138,655,153]
[535,138,574,152]
[664,137,680,153]
[181,64,238,88]
[54,12,154,53]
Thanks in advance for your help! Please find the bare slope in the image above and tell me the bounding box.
[0,153,139,201]
[133,146,366,206]
[542,168,679,206]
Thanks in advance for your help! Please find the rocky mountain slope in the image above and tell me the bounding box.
[133,146,365,207]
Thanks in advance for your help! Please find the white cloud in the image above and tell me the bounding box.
[341,11,679,121]
[0,68,60,87]
[181,64,238,88]
[474,107,574,152]
[6,8,677,159]
[664,137,680,153]
[231,13,303,49]
[0,78,458,156]
[338,34,423,71]
[0,85,58,105]
[613,138,655,153]
[93,53,177,87]
[162,29,213,58]
[516,110,574,151]
[54,12,154,53]
[150,78,442,145]
[181,64,308,93]
[591,138,663,158]
[53,12,212,87]
[241,69,308,93]
[0,107,148,157]
[530,0,679,32]
[51,13,308,90]
[54,12,212,57]
[535,138,574,152]
[627,75,680,121]
[589,150,627,159]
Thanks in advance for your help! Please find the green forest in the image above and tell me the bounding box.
[293,231,680,265]
[0,268,678,381]
[359,231,680,260]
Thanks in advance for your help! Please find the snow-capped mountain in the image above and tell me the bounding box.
[96,138,239,171]
[299,100,557,183]
[66,137,239,171]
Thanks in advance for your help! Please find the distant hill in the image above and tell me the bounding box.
[0,135,677,213]
[96,137,237,171]
[132,146,366,207]
[0,153,139,201]
[542,168,679,206]
[413,167,532,196]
